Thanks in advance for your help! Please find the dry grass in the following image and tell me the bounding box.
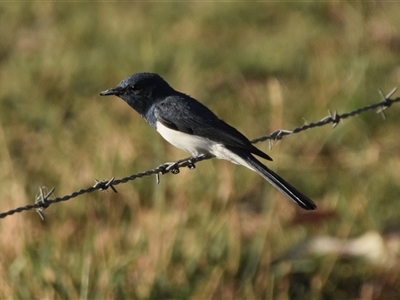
[1,2,400,299]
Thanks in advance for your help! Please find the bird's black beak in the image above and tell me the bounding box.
[99,87,119,96]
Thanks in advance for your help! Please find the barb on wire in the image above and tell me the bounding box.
[94,177,118,193]
[0,88,399,220]
[0,153,213,220]
[35,187,55,221]
[251,87,398,144]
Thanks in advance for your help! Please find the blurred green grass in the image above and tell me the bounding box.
[1,2,400,299]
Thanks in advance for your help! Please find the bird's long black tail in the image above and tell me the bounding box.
[246,155,316,210]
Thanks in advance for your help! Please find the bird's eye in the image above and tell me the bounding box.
[129,84,142,94]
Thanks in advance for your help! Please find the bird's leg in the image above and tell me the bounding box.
[186,159,196,170]
[156,161,180,184]
[186,153,211,169]
[166,161,180,174]
[158,161,180,175]
[156,154,209,184]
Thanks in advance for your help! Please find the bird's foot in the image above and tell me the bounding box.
[155,161,180,184]
[158,161,180,175]
[155,156,202,184]
[186,159,196,170]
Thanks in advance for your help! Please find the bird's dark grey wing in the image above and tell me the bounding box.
[154,95,272,161]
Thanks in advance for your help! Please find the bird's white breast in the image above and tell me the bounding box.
[156,121,215,156]
[156,121,254,171]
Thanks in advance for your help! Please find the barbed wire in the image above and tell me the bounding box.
[0,88,399,220]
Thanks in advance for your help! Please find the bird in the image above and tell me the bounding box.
[100,72,316,210]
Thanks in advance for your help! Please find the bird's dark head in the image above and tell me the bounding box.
[100,72,174,115]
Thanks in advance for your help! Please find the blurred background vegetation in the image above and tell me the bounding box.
[1,2,400,299]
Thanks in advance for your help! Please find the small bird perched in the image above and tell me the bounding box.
[100,73,316,210]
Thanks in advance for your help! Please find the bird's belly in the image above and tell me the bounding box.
[155,121,254,170]
[156,121,214,156]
